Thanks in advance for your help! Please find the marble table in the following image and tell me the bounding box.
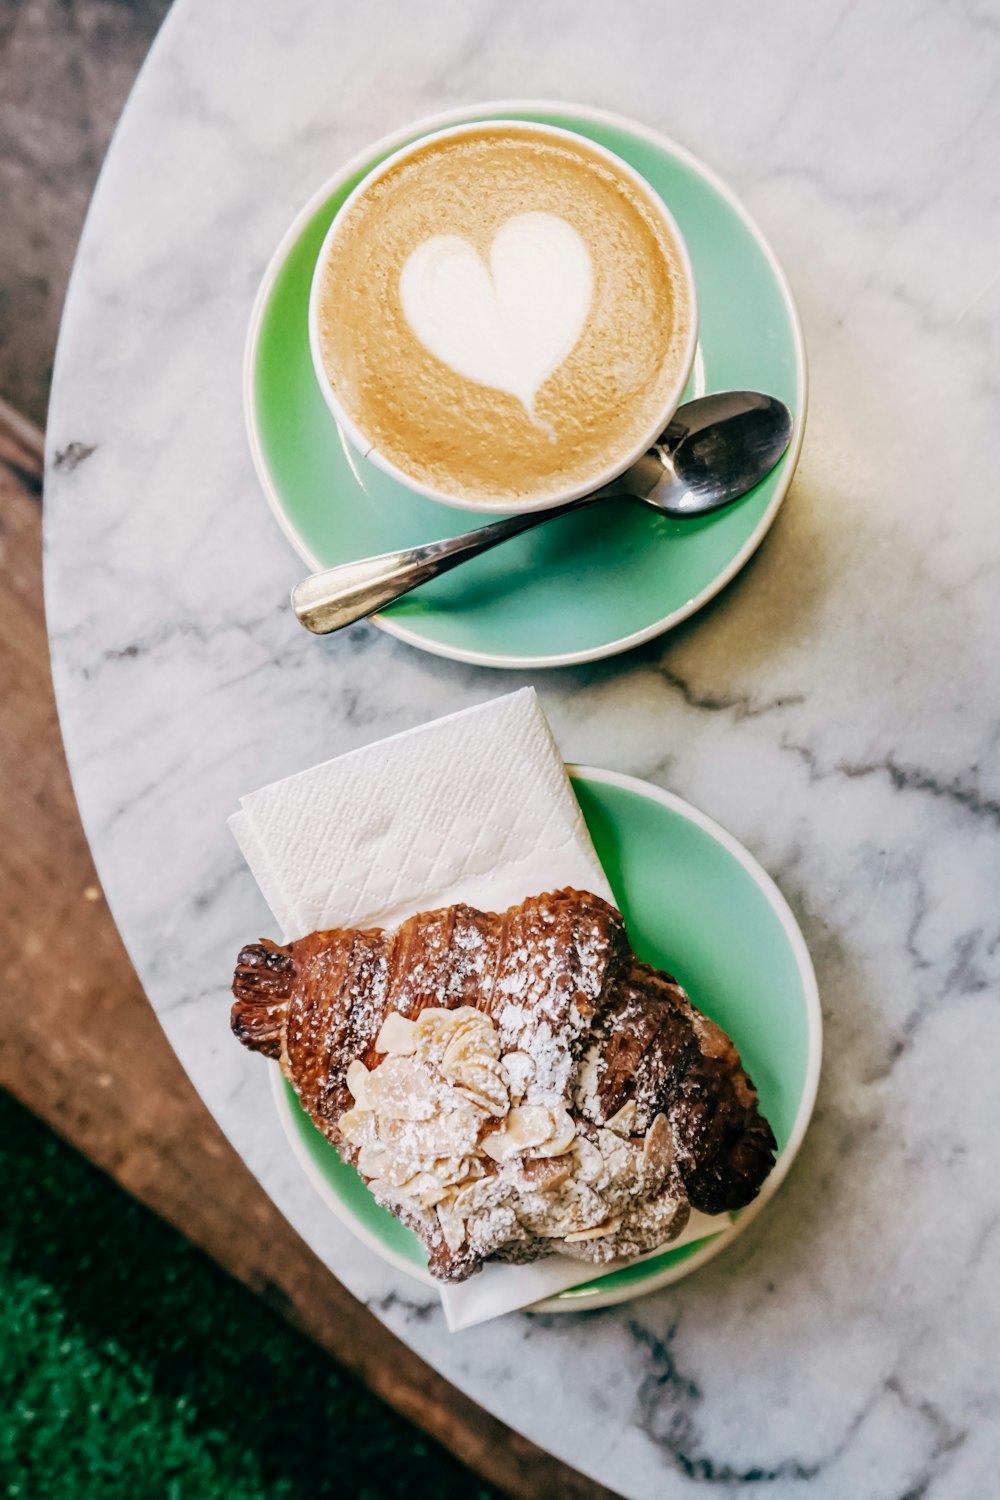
[44,2,1000,1495]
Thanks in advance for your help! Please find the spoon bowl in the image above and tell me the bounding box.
[625,391,793,516]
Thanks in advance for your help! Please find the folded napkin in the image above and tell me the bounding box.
[230,688,727,1329]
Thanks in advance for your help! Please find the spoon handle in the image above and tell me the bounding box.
[292,492,601,634]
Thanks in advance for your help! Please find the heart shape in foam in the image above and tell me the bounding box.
[399,211,593,419]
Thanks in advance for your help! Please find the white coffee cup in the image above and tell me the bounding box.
[308,119,698,514]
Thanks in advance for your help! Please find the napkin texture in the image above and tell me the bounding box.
[231,689,726,1328]
[231,689,611,941]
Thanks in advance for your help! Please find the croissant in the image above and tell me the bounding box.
[231,888,776,1282]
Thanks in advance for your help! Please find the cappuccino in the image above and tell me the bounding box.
[314,122,695,508]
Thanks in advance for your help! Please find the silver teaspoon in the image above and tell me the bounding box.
[293,391,792,636]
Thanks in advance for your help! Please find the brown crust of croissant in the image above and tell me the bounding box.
[232,889,775,1279]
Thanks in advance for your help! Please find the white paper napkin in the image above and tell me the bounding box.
[440,1208,729,1330]
[231,688,611,938]
[230,688,727,1328]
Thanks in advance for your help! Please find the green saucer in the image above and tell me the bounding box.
[245,102,806,668]
[273,768,821,1313]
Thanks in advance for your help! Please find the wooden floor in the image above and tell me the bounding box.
[0,402,620,1500]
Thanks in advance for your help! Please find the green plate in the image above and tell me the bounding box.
[245,101,807,669]
[273,767,821,1313]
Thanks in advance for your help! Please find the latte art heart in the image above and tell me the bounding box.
[399,212,593,421]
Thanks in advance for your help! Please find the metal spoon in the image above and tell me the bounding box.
[293,391,792,635]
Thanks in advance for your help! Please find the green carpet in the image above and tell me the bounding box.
[0,1091,495,1499]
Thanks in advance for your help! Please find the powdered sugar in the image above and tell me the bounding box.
[344,988,690,1280]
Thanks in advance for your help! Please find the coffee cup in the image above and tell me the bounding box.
[308,119,698,514]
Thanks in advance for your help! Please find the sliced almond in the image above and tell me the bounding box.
[431,1154,480,1188]
[367,1179,412,1215]
[356,1141,391,1181]
[481,1103,554,1161]
[572,1135,605,1184]
[533,1108,577,1158]
[436,1202,467,1252]
[366,1056,436,1120]
[379,1105,480,1159]
[346,1059,373,1107]
[413,1005,473,1059]
[439,1014,507,1116]
[396,1171,447,1209]
[641,1112,673,1182]
[338,1106,377,1148]
[357,1143,426,1190]
[453,1063,508,1118]
[481,1130,519,1163]
[504,1104,556,1149]
[564,1214,622,1243]
[603,1100,637,1136]
[440,1008,499,1057]
[452,1173,506,1218]
[374,1012,418,1056]
[415,1006,461,1029]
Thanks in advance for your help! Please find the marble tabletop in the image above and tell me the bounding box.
[44,2,1000,1495]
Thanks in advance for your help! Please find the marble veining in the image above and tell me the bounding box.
[43,1,1000,1496]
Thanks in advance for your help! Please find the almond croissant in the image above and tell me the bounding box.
[231,888,775,1282]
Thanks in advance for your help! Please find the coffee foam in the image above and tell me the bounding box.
[318,125,693,506]
[399,211,593,424]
